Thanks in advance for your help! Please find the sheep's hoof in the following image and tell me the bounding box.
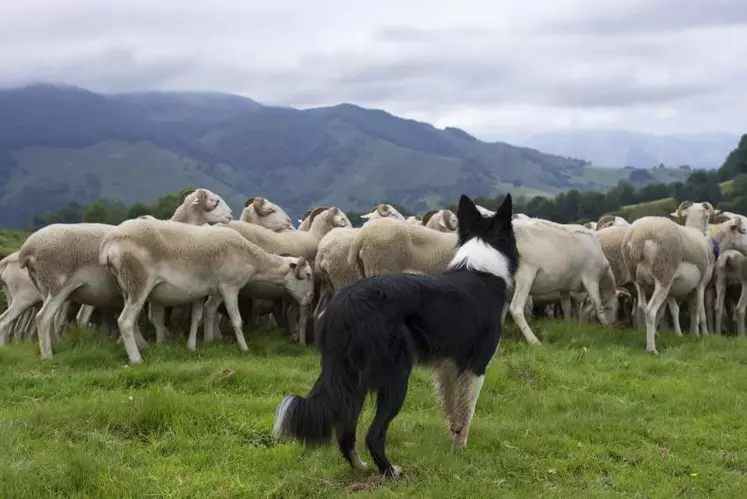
[646,348,659,356]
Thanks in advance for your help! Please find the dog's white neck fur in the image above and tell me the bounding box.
[448,237,513,288]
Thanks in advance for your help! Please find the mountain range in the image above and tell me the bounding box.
[509,129,739,170]
[0,84,695,229]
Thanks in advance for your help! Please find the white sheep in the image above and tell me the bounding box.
[241,197,295,232]
[218,206,350,344]
[406,215,423,225]
[422,209,458,232]
[622,203,747,354]
[99,218,314,363]
[596,215,631,229]
[15,188,233,359]
[506,219,619,344]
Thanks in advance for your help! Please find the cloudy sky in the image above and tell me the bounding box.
[1,0,745,139]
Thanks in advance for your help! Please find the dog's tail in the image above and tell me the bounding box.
[272,355,361,447]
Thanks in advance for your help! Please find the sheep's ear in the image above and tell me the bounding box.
[244,197,256,208]
[669,211,679,218]
[360,210,375,219]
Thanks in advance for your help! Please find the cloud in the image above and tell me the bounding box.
[0,0,745,136]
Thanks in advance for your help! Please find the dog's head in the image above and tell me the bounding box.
[448,193,519,286]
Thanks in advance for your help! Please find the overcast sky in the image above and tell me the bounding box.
[1,0,745,139]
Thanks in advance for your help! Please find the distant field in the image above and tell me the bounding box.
[2,322,747,497]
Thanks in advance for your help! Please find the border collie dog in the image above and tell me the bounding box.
[272,193,519,478]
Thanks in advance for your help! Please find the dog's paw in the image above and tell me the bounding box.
[384,465,402,479]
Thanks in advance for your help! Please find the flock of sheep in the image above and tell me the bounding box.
[1,187,747,362]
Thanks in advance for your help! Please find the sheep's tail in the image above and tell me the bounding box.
[18,253,34,271]
[272,353,364,447]
[98,239,117,269]
[346,231,366,278]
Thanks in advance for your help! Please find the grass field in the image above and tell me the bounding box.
[2,321,747,498]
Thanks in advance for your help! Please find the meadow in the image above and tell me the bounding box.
[2,321,747,498]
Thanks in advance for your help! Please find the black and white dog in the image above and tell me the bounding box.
[272,193,519,478]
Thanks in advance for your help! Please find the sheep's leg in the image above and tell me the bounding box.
[146,303,168,344]
[116,286,153,364]
[705,286,715,335]
[219,288,248,351]
[643,280,671,355]
[685,294,700,337]
[633,281,647,332]
[76,304,95,327]
[582,279,607,326]
[507,267,541,344]
[35,284,81,359]
[184,299,204,352]
[52,300,72,340]
[297,303,309,346]
[716,277,729,335]
[0,298,37,345]
[695,284,709,337]
[560,293,572,322]
[202,295,223,345]
[666,297,681,336]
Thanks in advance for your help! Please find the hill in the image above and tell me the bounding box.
[510,129,739,169]
[0,84,691,229]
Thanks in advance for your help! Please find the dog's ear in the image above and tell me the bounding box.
[494,193,513,226]
[457,195,482,228]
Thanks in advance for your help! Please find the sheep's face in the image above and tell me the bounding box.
[361,204,405,225]
[406,215,422,225]
[328,208,352,229]
[241,197,295,232]
[285,257,314,305]
[193,189,233,224]
[722,217,747,254]
[670,201,714,229]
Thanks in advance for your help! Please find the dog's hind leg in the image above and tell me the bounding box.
[431,360,459,434]
[366,371,410,478]
[450,370,486,450]
[337,396,368,471]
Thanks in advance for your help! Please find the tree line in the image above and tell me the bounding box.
[26,134,747,230]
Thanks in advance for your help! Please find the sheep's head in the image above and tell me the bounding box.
[308,206,351,234]
[178,188,233,225]
[717,216,747,255]
[361,204,405,223]
[406,215,422,225]
[424,209,458,232]
[599,268,620,326]
[241,197,295,232]
[670,201,714,229]
[298,206,329,231]
[283,256,314,306]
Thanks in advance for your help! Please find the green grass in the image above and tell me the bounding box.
[3,322,747,498]
[0,228,29,258]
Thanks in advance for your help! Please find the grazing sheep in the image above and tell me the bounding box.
[16,188,232,359]
[241,197,295,232]
[623,212,747,354]
[100,218,314,362]
[0,252,44,343]
[218,206,349,344]
[422,209,458,232]
[506,219,618,344]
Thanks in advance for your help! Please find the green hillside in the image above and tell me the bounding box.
[0,84,691,229]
